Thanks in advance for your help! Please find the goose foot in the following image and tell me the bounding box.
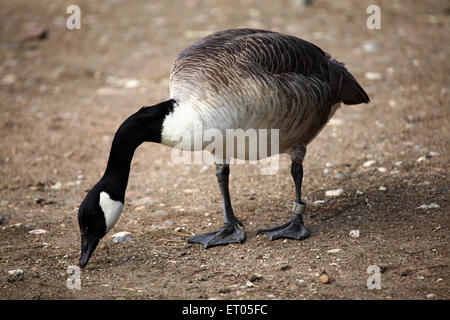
[257,214,309,241]
[187,221,246,248]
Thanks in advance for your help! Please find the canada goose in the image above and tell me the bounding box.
[77,28,369,268]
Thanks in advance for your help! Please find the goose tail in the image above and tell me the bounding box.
[329,59,370,105]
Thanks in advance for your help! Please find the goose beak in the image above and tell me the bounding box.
[79,233,100,268]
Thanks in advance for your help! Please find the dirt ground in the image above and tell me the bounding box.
[0,0,448,300]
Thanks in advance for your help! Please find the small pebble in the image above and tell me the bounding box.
[123,79,140,89]
[28,229,49,235]
[425,293,435,299]
[50,182,62,190]
[362,41,379,53]
[36,198,54,205]
[379,186,387,191]
[365,72,383,81]
[24,26,48,41]
[417,156,426,162]
[325,189,344,197]
[319,272,330,284]
[249,273,263,282]
[112,231,131,238]
[327,248,342,254]
[113,236,132,243]
[313,200,327,206]
[349,230,360,238]
[363,160,376,167]
[8,269,24,276]
[377,167,387,173]
[323,168,333,175]
[112,231,132,243]
[417,203,439,209]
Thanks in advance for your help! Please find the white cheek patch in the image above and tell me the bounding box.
[99,191,124,233]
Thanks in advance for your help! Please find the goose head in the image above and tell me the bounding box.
[77,181,124,268]
[76,100,175,268]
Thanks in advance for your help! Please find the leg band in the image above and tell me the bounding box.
[292,201,306,215]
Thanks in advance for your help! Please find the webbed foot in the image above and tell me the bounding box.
[187,221,246,248]
[257,214,309,241]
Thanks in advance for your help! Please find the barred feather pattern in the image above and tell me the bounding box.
[162,29,368,156]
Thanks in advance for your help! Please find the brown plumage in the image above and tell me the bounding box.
[166,28,369,154]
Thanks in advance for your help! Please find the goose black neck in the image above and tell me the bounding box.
[101,99,174,201]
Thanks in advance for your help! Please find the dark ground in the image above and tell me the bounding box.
[0,0,448,299]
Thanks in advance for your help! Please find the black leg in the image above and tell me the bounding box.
[187,164,246,248]
[257,161,309,241]
[292,161,304,203]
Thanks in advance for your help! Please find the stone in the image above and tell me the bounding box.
[28,229,49,235]
[364,72,383,81]
[112,231,132,243]
[24,26,48,40]
[319,272,330,284]
[249,273,263,282]
[50,182,62,190]
[327,248,342,254]
[417,203,440,209]
[363,160,376,167]
[325,189,344,197]
[349,230,360,238]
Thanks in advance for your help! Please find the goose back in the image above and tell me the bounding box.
[162,29,369,156]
